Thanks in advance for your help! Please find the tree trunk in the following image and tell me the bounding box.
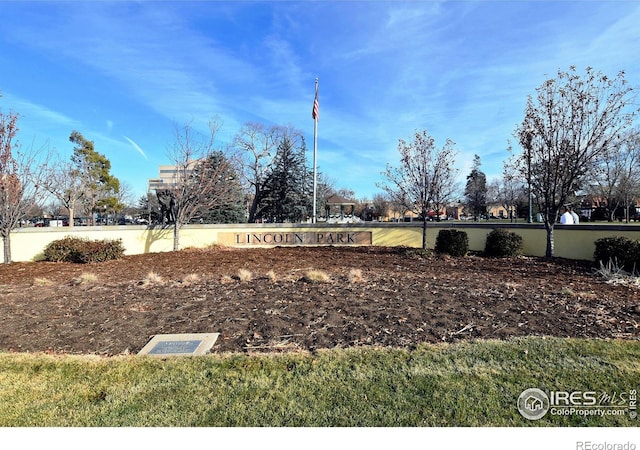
[173,221,180,252]
[68,207,75,228]
[545,224,554,258]
[422,218,428,251]
[248,185,260,223]
[2,233,10,264]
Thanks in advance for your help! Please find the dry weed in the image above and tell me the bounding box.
[73,272,98,286]
[181,273,201,285]
[305,269,330,283]
[33,277,54,286]
[348,268,365,283]
[236,269,253,282]
[140,272,164,287]
[220,275,235,284]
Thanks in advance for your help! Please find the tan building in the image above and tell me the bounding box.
[487,203,516,219]
[147,161,200,192]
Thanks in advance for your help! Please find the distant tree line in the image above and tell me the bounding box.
[1,66,638,260]
[379,66,638,256]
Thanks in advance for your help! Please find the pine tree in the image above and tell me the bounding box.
[258,135,312,222]
[69,131,120,224]
[464,154,487,220]
[193,151,246,224]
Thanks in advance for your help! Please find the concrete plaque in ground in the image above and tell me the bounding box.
[138,333,220,356]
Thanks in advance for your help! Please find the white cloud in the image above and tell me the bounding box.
[2,1,638,201]
[1,94,78,128]
[123,136,148,160]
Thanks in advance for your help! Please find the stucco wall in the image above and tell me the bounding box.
[2,222,639,263]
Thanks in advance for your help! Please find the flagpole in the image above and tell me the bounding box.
[312,77,318,224]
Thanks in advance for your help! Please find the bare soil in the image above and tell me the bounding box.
[0,246,638,355]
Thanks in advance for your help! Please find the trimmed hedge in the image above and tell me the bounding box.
[484,229,523,257]
[43,236,125,263]
[594,236,640,272]
[435,229,469,257]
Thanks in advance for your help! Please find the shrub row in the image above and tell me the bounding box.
[435,229,469,257]
[435,228,523,258]
[594,236,640,272]
[43,236,125,263]
[484,229,524,258]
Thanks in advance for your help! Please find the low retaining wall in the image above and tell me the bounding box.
[2,222,639,263]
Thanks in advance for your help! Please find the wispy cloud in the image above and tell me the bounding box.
[2,1,638,200]
[1,94,78,128]
[123,136,148,160]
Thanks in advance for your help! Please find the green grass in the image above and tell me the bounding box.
[1,337,639,426]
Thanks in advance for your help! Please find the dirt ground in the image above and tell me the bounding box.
[0,246,639,356]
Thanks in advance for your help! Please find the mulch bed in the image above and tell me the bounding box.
[0,247,638,355]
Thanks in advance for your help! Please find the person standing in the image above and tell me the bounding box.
[560,206,574,224]
[569,206,580,224]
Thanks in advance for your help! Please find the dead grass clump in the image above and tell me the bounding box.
[303,269,330,283]
[560,287,576,297]
[73,272,98,286]
[348,268,365,283]
[220,275,235,284]
[180,273,201,285]
[235,269,253,282]
[33,277,54,286]
[576,291,599,300]
[140,272,165,287]
[266,270,278,282]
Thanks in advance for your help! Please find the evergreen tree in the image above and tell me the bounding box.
[464,154,487,220]
[193,151,246,224]
[137,193,161,224]
[258,135,312,222]
[69,131,120,224]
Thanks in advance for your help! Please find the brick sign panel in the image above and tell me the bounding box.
[219,231,372,246]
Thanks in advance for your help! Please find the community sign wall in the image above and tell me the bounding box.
[3,222,639,263]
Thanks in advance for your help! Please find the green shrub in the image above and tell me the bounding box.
[484,229,523,257]
[43,236,125,263]
[594,236,639,272]
[435,229,468,257]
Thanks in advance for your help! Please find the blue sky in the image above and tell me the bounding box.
[1,1,639,202]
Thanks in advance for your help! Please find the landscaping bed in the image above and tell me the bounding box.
[0,246,638,355]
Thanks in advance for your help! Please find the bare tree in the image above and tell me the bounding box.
[489,156,526,222]
[387,190,412,222]
[514,66,637,257]
[617,129,640,221]
[233,122,281,222]
[41,158,85,227]
[379,129,459,250]
[165,118,241,251]
[591,127,640,221]
[0,110,48,263]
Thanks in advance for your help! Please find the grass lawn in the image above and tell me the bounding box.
[1,337,638,427]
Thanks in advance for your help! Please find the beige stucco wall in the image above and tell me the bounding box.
[2,223,639,263]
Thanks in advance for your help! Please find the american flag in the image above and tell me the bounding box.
[312,85,319,121]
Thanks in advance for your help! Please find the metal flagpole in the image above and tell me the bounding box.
[312,77,319,224]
